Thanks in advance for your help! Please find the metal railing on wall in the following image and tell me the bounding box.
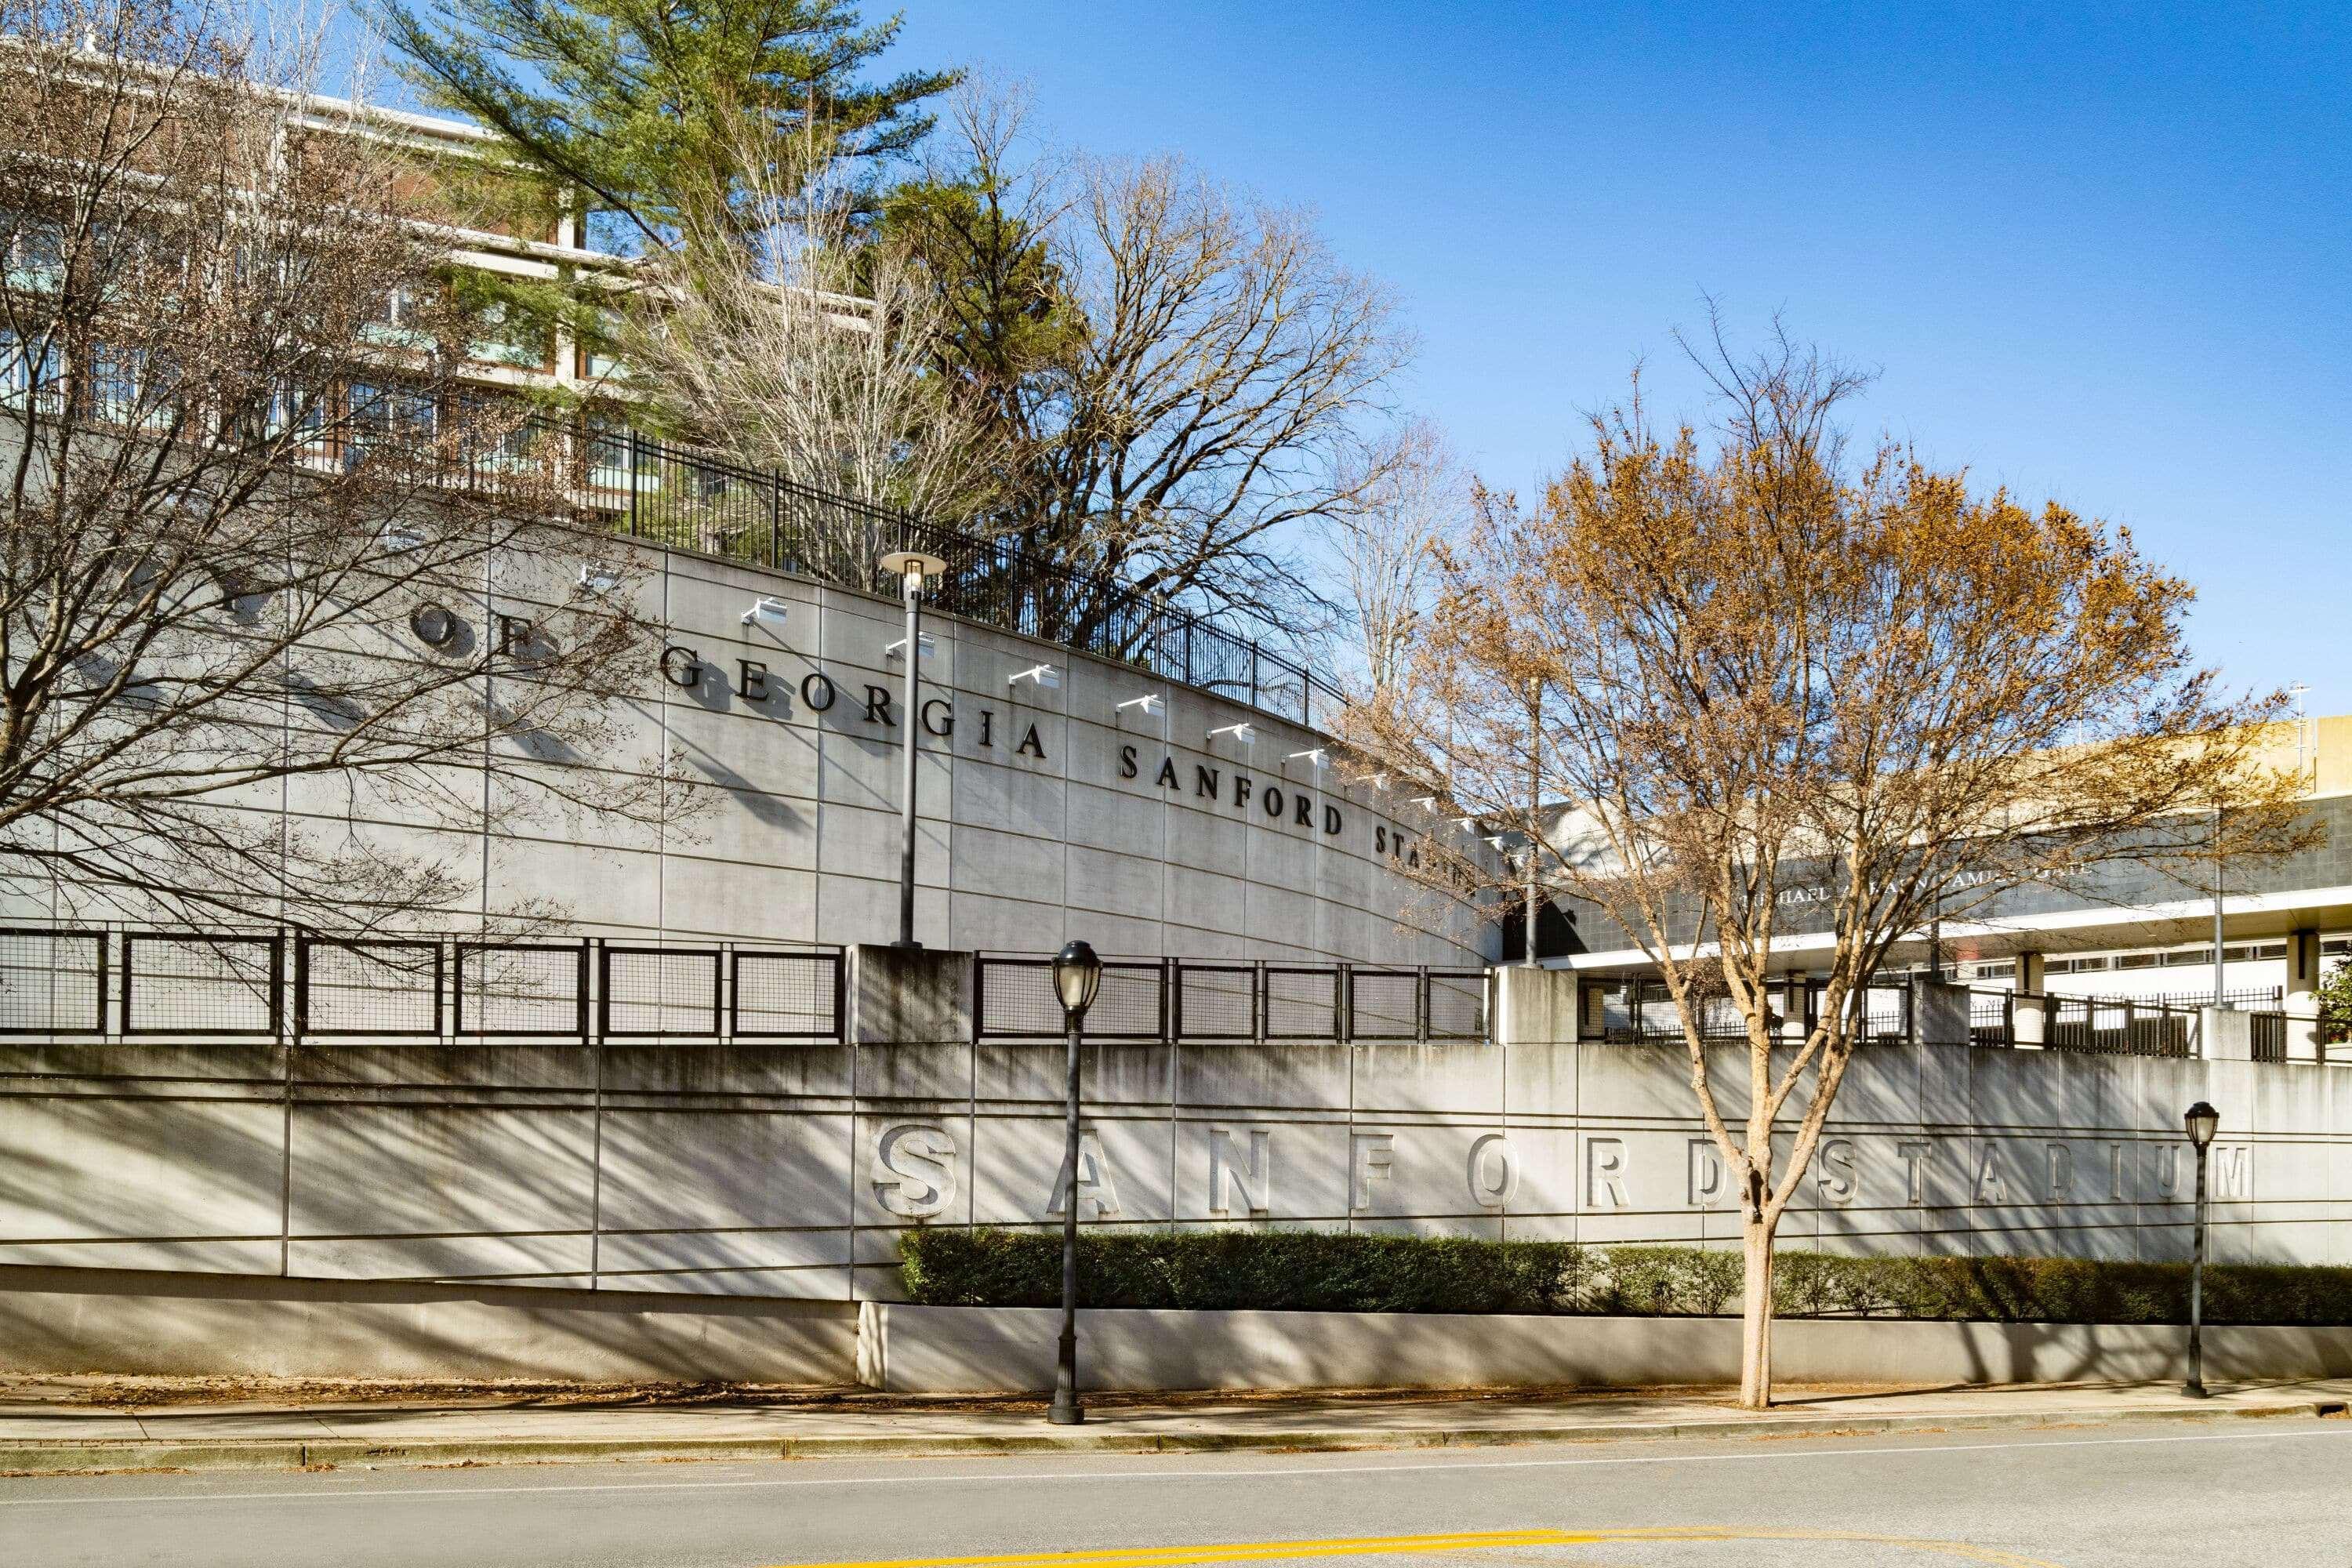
[2250,1010,2288,1064]
[1587,977,1913,1046]
[532,416,1345,729]
[2042,994,2200,1059]
[974,956,1489,1044]
[1575,977,2219,1061]
[0,926,844,1044]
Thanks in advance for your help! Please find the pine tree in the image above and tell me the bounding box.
[374,0,958,251]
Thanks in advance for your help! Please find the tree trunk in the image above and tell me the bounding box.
[1739,1213,1777,1409]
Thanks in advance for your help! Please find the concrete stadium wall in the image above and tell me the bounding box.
[0,539,1496,966]
[856,1302,2352,1394]
[0,1265,856,1382]
[3,960,2347,1340]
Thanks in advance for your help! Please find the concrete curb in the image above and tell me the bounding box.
[2,1396,2341,1475]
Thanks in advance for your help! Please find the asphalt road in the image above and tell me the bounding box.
[5,1418,2349,1568]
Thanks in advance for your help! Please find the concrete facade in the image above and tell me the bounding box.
[858,1302,2352,1394]
[0,539,1497,968]
[2,960,2347,1324]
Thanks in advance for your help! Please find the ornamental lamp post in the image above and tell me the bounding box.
[877,550,947,949]
[2183,1099,2221,1398]
[1047,938,1103,1426]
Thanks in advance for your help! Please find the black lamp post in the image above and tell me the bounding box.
[877,549,947,949]
[1047,938,1102,1426]
[2183,1099,2220,1398]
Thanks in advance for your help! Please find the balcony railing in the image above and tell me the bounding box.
[537,416,1346,729]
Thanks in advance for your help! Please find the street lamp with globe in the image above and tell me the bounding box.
[2183,1099,2221,1398]
[1047,938,1103,1425]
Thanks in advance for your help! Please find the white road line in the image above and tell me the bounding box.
[4,1422,2347,1508]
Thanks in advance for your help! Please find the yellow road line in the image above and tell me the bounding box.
[769,1525,2065,1568]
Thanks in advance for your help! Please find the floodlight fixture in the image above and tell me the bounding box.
[1287,748,1328,767]
[1116,694,1164,717]
[579,564,623,593]
[739,595,789,626]
[1207,722,1256,746]
[885,632,937,661]
[1011,663,1062,689]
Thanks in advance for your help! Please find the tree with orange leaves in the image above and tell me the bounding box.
[1348,323,2314,1409]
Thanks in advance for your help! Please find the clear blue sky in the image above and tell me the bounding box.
[881,2,2350,714]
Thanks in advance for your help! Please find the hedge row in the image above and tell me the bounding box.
[897,1229,2352,1327]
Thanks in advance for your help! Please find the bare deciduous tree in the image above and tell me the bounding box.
[1319,419,1464,700]
[615,113,1001,582]
[892,96,1418,655]
[1354,325,2314,1409]
[1040,155,1416,642]
[0,0,688,932]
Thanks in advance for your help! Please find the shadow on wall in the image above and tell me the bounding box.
[0,1265,858,1383]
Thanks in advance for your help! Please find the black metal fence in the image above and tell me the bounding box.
[536,416,1344,729]
[975,956,1488,1044]
[1968,989,2014,1048]
[2250,1010,2288,1064]
[1588,977,1913,1045]
[0,927,842,1043]
[2044,995,2199,1058]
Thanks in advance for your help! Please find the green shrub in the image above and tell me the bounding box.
[898,1227,2352,1327]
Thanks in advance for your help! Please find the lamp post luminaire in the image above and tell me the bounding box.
[877,550,948,949]
[2183,1099,2220,1399]
[1047,939,1104,1426]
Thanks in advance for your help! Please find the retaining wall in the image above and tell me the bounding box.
[1,960,2346,1321]
[856,1301,2352,1394]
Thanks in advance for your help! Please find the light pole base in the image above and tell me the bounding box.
[2183,1380,2209,1399]
[1046,1401,1083,1426]
[890,938,924,950]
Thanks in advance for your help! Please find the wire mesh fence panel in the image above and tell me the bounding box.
[973,959,1164,1039]
[975,959,1062,1038]
[601,948,721,1037]
[122,935,281,1037]
[1174,964,1256,1040]
[454,943,586,1038]
[296,940,442,1037]
[731,950,842,1040]
[1089,963,1167,1040]
[1427,970,1487,1040]
[0,928,106,1033]
[1348,970,1420,1040]
[1264,967,1341,1039]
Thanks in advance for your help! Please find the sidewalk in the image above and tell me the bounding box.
[2,1374,2346,1475]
